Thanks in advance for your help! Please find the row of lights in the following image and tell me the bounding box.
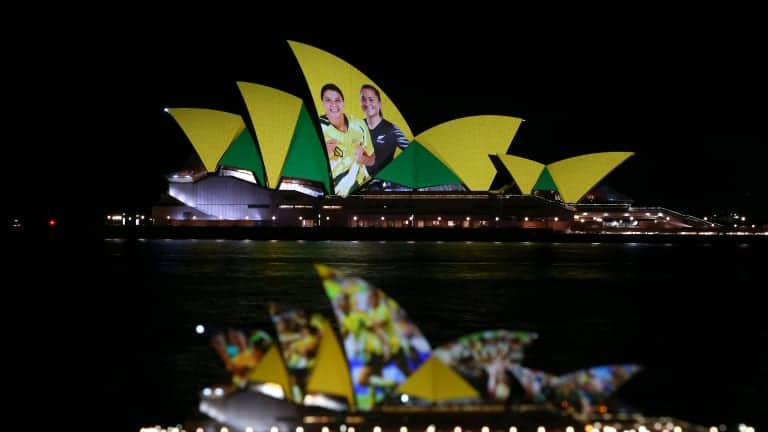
[140,426,560,432]
[107,213,152,226]
[167,215,556,223]
[142,424,757,432]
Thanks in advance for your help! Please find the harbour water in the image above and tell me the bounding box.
[17,238,764,431]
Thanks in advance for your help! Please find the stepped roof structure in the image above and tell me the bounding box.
[153,42,716,233]
[199,265,641,430]
[164,41,631,201]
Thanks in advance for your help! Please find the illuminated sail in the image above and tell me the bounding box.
[315,264,432,410]
[396,355,480,402]
[433,329,538,401]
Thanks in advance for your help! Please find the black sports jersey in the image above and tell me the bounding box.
[367,119,409,176]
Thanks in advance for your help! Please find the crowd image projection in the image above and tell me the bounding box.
[433,330,538,401]
[316,264,431,409]
[510,364,642,415]
[270,304,328,402]
[209,327,274,387]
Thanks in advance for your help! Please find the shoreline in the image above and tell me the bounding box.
[98,226,767,244]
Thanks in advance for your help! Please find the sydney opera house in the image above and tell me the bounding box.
[189,265,644,432]
[150,41,714,235]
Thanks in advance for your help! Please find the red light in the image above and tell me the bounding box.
[48,218,57,227]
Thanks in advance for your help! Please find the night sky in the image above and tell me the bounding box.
[5,12,766,225]
[4,11,766,432]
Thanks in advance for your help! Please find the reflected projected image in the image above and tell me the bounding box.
[209,327,273,387]
[509,364,642,415]
[433,330,538,401]
[508,364,555,403]
[316,264,431,409]
[269,304,326,401]
[558,364,643,405]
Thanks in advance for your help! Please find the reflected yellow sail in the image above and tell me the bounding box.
[396,355,479,402]
[247,345,293,401]
[306,319,356,409]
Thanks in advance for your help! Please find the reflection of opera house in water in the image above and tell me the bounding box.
[151,41,717,235]
[187,265,649,432]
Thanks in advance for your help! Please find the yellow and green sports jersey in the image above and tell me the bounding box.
[320,114,373,195]
[370,303,400,353]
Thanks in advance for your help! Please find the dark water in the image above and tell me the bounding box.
[18,239,765,431]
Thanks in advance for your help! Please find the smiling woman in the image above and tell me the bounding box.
[360,83,410,180]
[319,83,375,196]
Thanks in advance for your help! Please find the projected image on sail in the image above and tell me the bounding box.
[557,364,643,406]
[509,364,642,415]
[289,41,416,195]
[269,304,325,402]
[316,264,431,409]
[433,329,538,401]
[208,327,274,388]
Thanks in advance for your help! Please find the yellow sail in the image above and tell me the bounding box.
[306,319,356,409]
[247,345,293,401]
[396,356,479,402]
